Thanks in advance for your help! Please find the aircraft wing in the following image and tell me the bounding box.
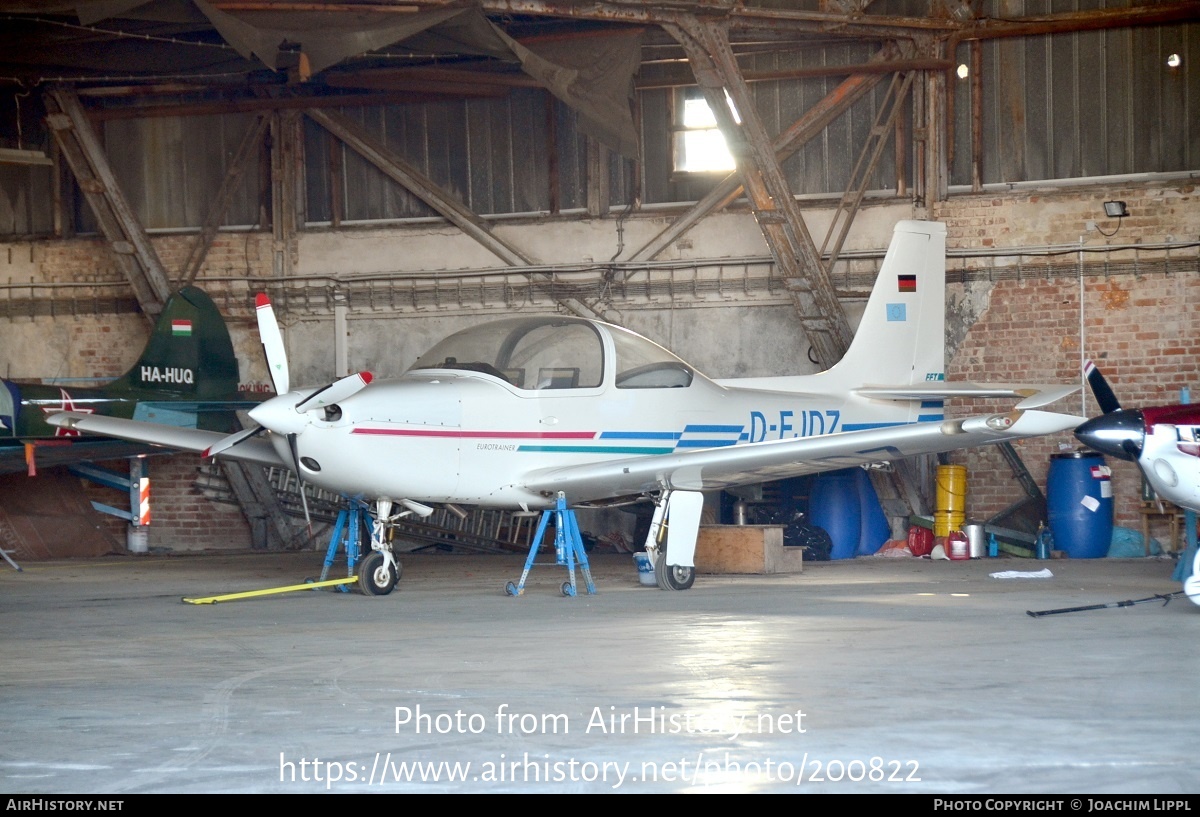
[45,411,287,468]
[0,439,168,476]
[520,409,1084,502]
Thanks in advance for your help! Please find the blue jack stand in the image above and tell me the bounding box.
[320,499,368,592]
[506,492,596,597]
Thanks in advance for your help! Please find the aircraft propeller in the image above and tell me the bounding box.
[256,292,289,395]
[203,293,376,528]
[251,294,374,526]
[284,429,311,528]
[202,423,265,460]
[1074,360,1144,461]
[1084,359,1122,415]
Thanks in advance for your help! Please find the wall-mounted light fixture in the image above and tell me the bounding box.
[1096,200,1129,236]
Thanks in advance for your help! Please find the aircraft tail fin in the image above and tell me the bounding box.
[718,220,946,394]
[108,287,241,400]
[823,219,946,389]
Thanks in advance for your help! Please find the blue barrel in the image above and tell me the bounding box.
[1047,452,1114,558]
[855,468,891,556]
[809,470,861,560]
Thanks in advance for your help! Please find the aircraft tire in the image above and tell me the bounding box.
[654,550,695,591]
[358,551,399,596]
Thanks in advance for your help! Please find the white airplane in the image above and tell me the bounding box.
[50,220,1083,594]
[1075,361,1200,514]
[1074,361,1200,603]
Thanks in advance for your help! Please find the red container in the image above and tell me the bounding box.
[947,530,970,561]
[907,525,934,557]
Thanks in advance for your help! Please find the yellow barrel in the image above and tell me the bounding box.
[936,464,967,514]
[934,465,967,537]
[933,510,964,538]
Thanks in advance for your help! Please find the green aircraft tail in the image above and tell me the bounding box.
[1,287,243,444]
[106,286,241,401]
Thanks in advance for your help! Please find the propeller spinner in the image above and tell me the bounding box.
[1074,409,1145,461]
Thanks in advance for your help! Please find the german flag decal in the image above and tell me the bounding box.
[898,274,917,292]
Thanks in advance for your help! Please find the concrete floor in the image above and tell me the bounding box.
[1,549,1197,794]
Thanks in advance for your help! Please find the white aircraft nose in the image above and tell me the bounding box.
[248,393,309,435]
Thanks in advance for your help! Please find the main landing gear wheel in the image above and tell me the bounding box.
[358,551,400,596]
[653,550,695,591]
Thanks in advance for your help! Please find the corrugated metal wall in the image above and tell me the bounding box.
[0,15,1194,236]
[749,41,897,197]
[304,90,636,223]
[0,165,53,236]
[100,112,261,230]
[952,17,1198,185]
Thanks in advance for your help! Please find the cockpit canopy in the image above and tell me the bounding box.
[407,316,694,390]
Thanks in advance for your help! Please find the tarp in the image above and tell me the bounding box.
[54,2,642,155]
[186,1,642,157]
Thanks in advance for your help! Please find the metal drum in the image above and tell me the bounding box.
[1047,451,1113,558]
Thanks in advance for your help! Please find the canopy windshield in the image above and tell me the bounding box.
[408,317,604,390]
[407,317,694,390]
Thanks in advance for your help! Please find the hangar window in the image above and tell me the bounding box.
[672,88,737,174]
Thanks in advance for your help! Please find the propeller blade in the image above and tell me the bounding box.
[202,425,264,460]
[1083,359,1122,415]
[255,293,289,395]
[286,432,312,529]
[295,371,374,413]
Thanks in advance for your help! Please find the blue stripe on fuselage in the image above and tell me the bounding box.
[599,431,680,440]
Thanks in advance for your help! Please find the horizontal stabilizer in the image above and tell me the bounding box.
[854,383,1078,410]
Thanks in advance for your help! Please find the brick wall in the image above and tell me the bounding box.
[80,454,253,552]
[937,183,1200,544]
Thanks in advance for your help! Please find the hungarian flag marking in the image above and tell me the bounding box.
[172,320,193,336]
